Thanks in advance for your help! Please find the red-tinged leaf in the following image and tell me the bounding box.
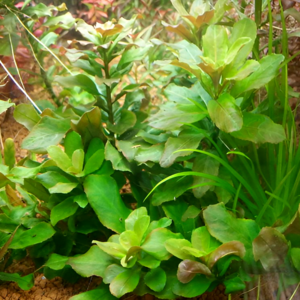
[177,259,211,283]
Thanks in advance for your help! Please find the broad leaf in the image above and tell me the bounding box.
[165,239,195,260]
[9,222,55,249]
[144,268,166,292]
[107,110,137,135]
[142,228,181,260]
[45,253,68,270]
[203,203,260,264]
[110,268,140,298]
[0,273,34,290]
[206,241,246,268]
[224,276,246,294]
[84,175,131,233]
[177,259,211,283]
[191,227,221,255]
[68,245,115,277]
[103,264,126,284]
[173,274,211,297]
[47,145,72,172]
[252,227,288,271]
[160,128,204,168]
[71,107,105,146]
[64,131,83,158]
[51,197,78,226]
[148,102,206,131]
[202,25,228,67]
[192,150,220,198]
[22,116,70,153]
[228,18,257,68]
[151,176,192,206]
[13,104,41,130]
[231,112,286,144]
[105,141,131,172]
[55,74,102,95]
[291,248,300,270]
[70,284,117,300]
[208,93,243,133]
[232,54,285,96]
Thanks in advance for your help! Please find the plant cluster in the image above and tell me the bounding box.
[0,0,300,299]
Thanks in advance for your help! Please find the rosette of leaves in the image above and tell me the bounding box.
[53,15,153,136]
[154,17,286,143]
[165,225,246,293]
[91,207,182,298]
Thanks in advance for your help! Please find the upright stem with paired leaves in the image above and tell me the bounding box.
[102,49,114,124]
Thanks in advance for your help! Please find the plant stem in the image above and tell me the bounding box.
[102,50,114,124]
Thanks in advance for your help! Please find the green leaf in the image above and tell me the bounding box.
[74,194,88,208]
[103,264,126,284]
[68,245,115,277]
[165,239,194,260]
[231,112,286,144]
[51,197,78,226]
[151,176,192,206]
[191,227,221,255]
[22,116,70,153]
[64,131,83,158]
[118,46,152,70]
[224,276,245,294]
[107,110,136,135]
[208,93,243,133]
[203,203,260,264]
[55,74,102,95]
[71,107,105,146]
[225,37,251,65]
[163,84,203,105]
[13,104,40,130]
[228,19,256,68]
[37,171,78,193]
[9,222,55,249]
[148,102,207,131]
[232,54,285,96]
[0,35,19,56]
[105,141,131,172]
[142,228,180,260]
[4,138,15,169]
[170,0,189,15]
[84,175,131,233]
[125,208,150,241]
[71,149,85,173]
[23,3,53,18]
[173,274,211,297]
[177,260,211,283]
[160,129,204,168]
[47,145,72,172]
[252,227,288,271]
[70,284,117,300]
[192,151,220,198]
[38,32,58,50]
[119,231,140,251]
[206,241,246,269]
[110,268,141,298]
[135,144,164,164]
[182,205,201,222]
[0,273,34,290]
[144,267,166,292]
[94,241,126,259]
[163,201,195,239]
[223,60,260,82]
[291,248,300,270]
[202,25,228,67]
[45,253,68,270]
